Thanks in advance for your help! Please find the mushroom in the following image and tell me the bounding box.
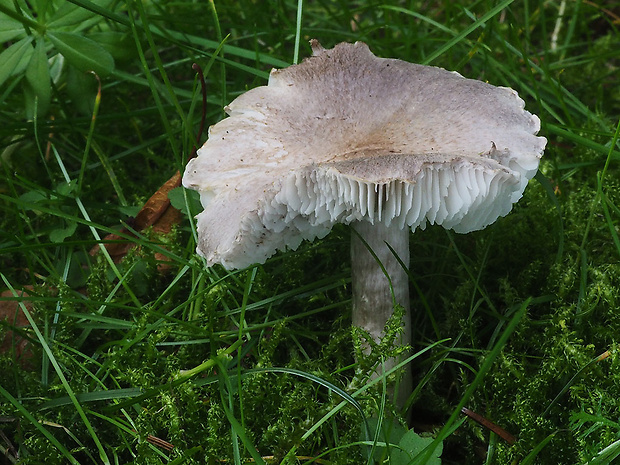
[183,40,546,408]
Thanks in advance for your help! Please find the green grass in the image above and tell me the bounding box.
[1,0,619,463]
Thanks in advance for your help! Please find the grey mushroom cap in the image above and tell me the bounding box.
[183,40,546,270]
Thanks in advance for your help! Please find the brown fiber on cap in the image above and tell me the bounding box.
[183,40,546,270]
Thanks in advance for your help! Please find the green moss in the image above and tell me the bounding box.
[1,1,619,463]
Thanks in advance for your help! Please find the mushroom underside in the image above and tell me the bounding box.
[192,158,522,270]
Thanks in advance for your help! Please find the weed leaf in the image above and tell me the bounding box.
[88,31,136,61]
[0,36,33,87]
[392,430,442,465]
[47,31,114,77]
[168,185,201,216]
[50,221,77,243]
[0,15,23,42]
[66,65,98,114]
[47,0,112,28]
[25,37,51,117]
[18,190,47,206]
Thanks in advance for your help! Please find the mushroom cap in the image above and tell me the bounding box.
[183,40,546,269]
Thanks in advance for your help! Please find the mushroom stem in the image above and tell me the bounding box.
[351,220,412,410]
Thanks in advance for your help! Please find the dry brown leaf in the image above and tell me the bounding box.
[0,287,35,368]
[90,171,182,266]
[152,200,183,273]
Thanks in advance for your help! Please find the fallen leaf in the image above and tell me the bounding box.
[133,171,182,231]
[0,286,35,368]
[90,171,182,266]
[152,201,183,273]
[461,407,517,445]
